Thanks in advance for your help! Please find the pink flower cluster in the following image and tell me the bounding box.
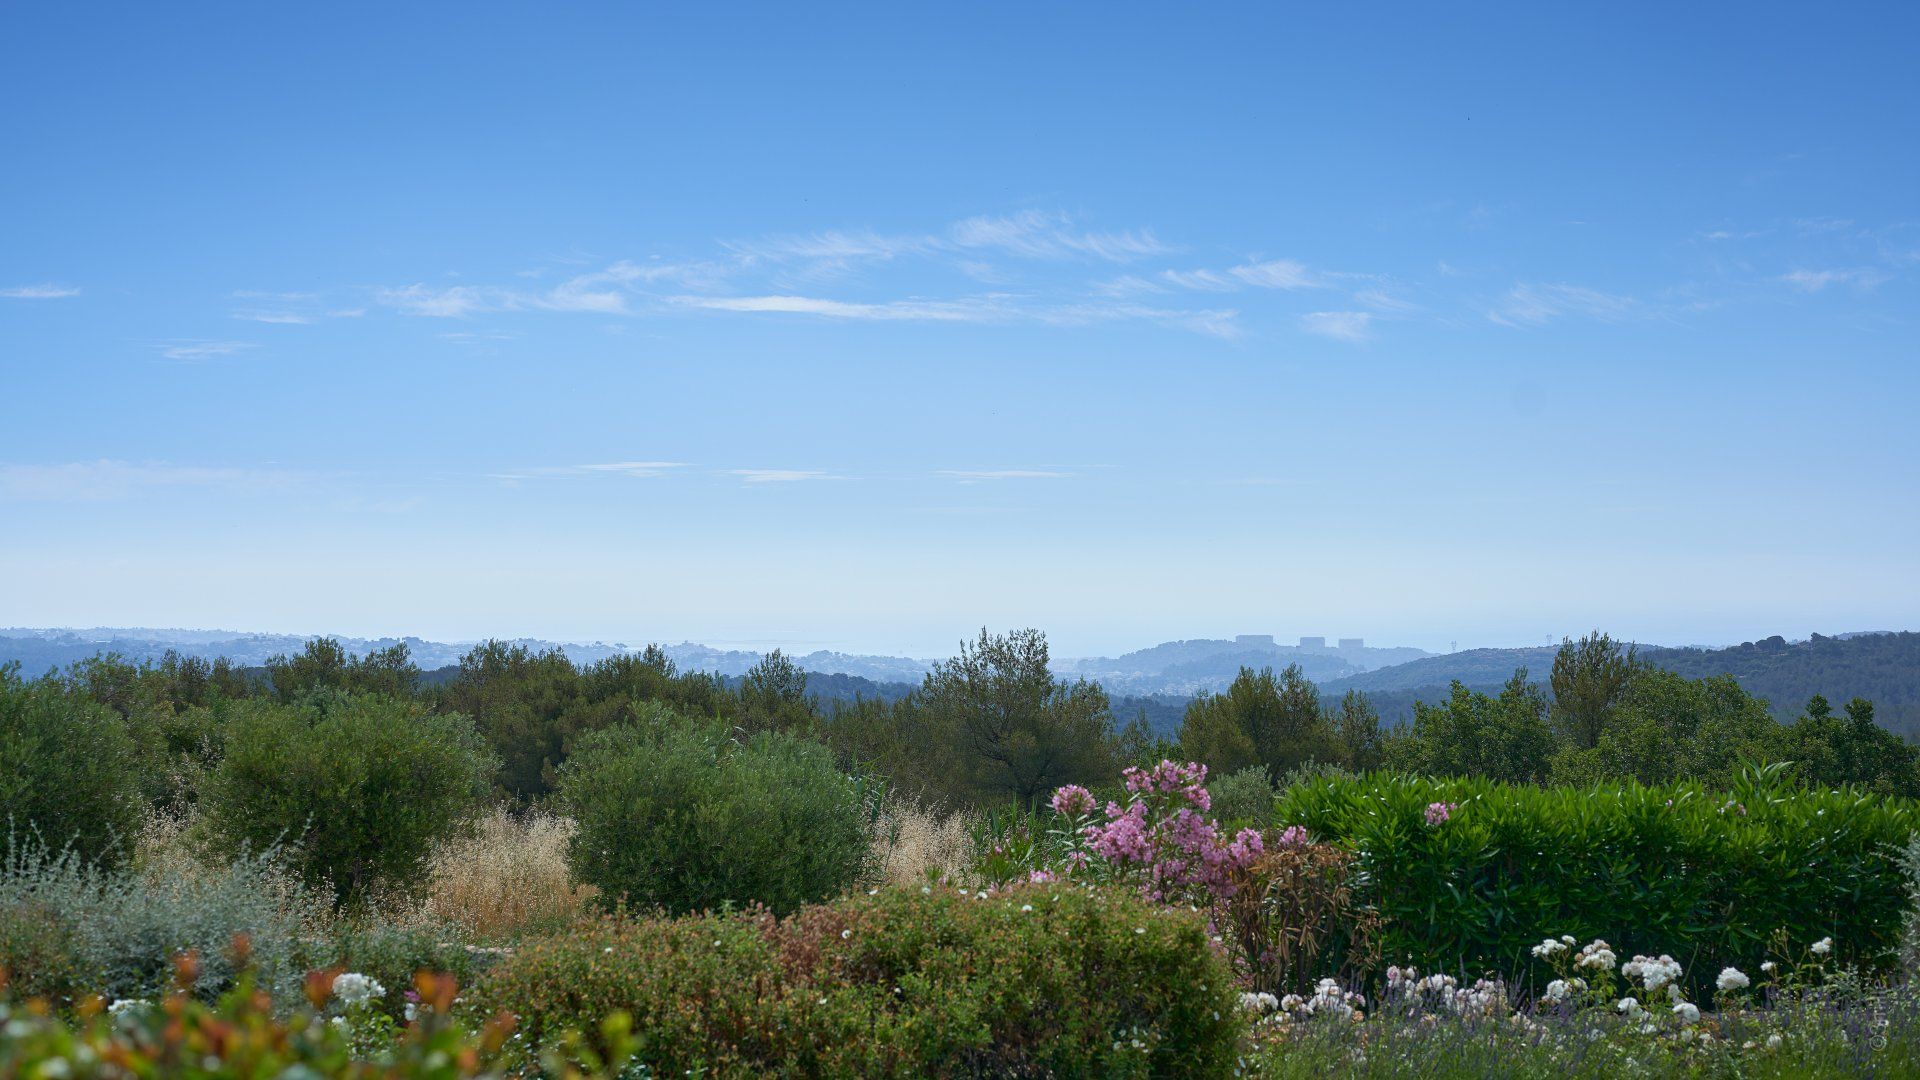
[1424,801,1457,826]
[1066,760,1265,904]
[1271,824,1311,847]
[1050,784,1096,817]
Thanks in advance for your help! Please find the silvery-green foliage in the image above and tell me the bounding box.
[0,835,312,1005]
[1898,832,1920,978]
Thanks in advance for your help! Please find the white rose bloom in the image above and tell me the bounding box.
[331,972,387,1009]
[1716,967,1750,991]
[1810,937,1833,956]
[1673,1002,1700,1024]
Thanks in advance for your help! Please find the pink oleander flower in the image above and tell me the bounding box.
[1272,825,1311,847]
[1027,868,1057,883]
[1424,801,1456,826]
[1081,761,1265,904]
[1050,784,1096,817]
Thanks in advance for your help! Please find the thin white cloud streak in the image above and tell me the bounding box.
[678,293,1241,339]
[576,461,687,477]
[938,469,1072,481]
[1231,259,1318,289]
[731,469,845,483]
[1150,258,1324,292]
[1353,288,1421,314]
[2,284,81,298]
[677,294,1005,322]
[1300,310,1373,341]
[231,311,314,324]
[1488,283,1636,327]
[157,340,257,361]
[1778,267,1887,292]
[0,460,299,501]
[379,260,730,318]
[947,210,1170,262]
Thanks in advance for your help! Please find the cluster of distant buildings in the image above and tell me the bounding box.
[1235,634,1366,650]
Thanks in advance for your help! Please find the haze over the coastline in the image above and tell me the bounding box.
[4,5,1916,654]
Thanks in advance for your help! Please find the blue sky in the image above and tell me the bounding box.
[3,3,1916,656]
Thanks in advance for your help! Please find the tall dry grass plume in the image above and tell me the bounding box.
[415,806,594,939]
[868,800,978,888]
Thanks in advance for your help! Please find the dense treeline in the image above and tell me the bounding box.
[1648,631,1920,737]
[1178,633,1920,798]
[4,628,1917,878]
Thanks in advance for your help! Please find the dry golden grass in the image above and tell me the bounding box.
[414,806,595,939]
[868,799,978,888]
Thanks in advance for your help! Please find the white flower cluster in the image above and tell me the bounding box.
[1542,978,1587,1003]
[1246,979,1369,1024]
[1811,937,1833,956]
[1574,940,1616,972]
[1716,967,1750,992]
[1529,934,1574,959]
[1622,954,1683,995]
[1383,966,1507,1018]
[331,972,387,1009]
[1239,991,1279,1014]
[107,999,149,1018]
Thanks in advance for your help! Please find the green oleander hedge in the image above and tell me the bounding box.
[1276,769,1917,990]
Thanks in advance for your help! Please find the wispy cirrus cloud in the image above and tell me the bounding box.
[156,340,258,361]
[232,311,314,324]
[1778,267,1887,292]
[1300,310,1373,342]
[676,293,1243,339]
[946,210,1170,262]
[676,294,1005,322]
[577,461,687,477]
[1488,283,1637,327]
[492,460,687,482]
[938,469,1072,482]
[2,283,80,299]
[0,460,300,501]
[731,468,847,484]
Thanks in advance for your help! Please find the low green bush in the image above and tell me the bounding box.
[559,712,875,916]
[1276,769,1917,991]
[198,693,496,906]
[0,666,147,868]
[473,883,1241,1078]
[1209,765,1277,826]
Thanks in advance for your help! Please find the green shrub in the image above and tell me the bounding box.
[199,693,495,906]
[559,712,875,916]
[1277,769,1917,992]
[0,666,146,868]
[1209,765,1277,826]
[473,883,1241,1078]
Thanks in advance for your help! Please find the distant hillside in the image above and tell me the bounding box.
[1056,636,1429,695]
[1646,632,1920,734]
[1318,646,1562,694]
[1323,632,1920,737]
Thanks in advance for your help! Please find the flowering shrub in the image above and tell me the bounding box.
[473,883,1241,1077]
[1028,761,1262,908]
[1277,771,1916,991]
[1241,933,1920,1078]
